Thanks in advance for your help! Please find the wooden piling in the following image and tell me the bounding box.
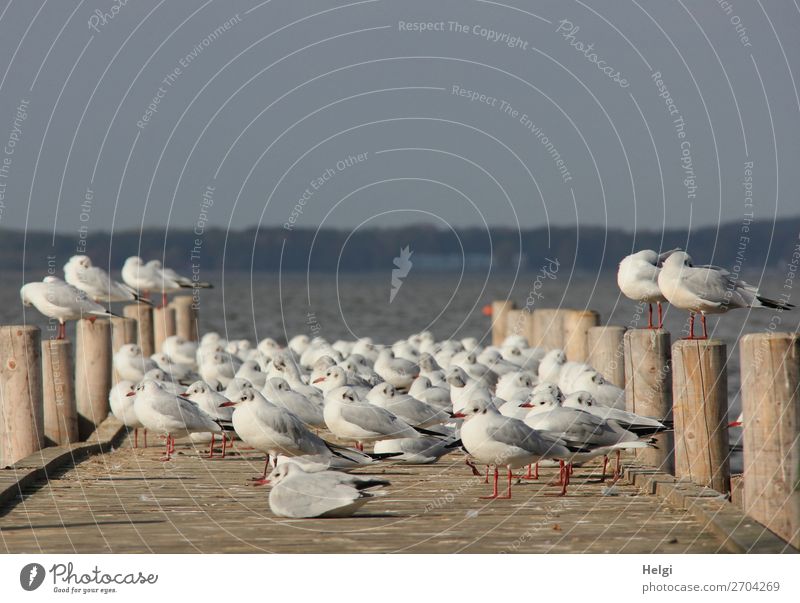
[110,316,137,352]
[740,332,799,548]
[672,338,730,493]
[505,309,533,347]
[490,301,514,347]
[153,306,176,352]
[587,325,626,387]
[42,339,78,446]
[124,303,154,357]
[172,295,199,341]
[531,309,563,350]
[562,310,600,362]
[0,325,44,467]
[624,329,674,473]
[75,319,112,439]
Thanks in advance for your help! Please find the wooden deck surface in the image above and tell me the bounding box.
[0,431,740,553]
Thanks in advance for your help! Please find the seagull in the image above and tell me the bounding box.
[265,463,389,518]
[562,391,664,431]
[568,370,625,410]
[235,360,266,388]
[373,429,458,464]
[146,259,212,307]
[496,371,536,403]
[108,380,146,448]
[121,257,162,302]
[374,349,419,389]
[162,336,199,368]
[617,249,680,328]
[262,377,325,428]
[181,380,235,457]
[130,380,222,461]
[446,366,491,413]
[408,376,452,412]
[113,344,158,381]
[523,397,658,484]
[453,398,572,499]
[323,386,435,450]
[21,277,115,339]
[64,255,151,305]
[312,366,371,398]
[365,382,450,428]
[150,352,200,384]
[657,250,794,339]
[221,388,333,484]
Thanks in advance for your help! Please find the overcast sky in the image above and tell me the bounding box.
[0,0,798,238]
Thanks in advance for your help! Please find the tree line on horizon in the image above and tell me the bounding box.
[1,217,797,275]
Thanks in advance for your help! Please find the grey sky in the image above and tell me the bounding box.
[0,0,798,238]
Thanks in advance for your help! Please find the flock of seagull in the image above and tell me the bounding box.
[14,248,792,518]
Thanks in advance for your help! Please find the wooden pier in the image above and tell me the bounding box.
[1,298,798,553]
[0,420,789,553]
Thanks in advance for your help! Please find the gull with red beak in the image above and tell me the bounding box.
[454,398,572,499]
[129,380,222,461]
[222,388,334,484]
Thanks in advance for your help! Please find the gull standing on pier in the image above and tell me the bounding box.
[617,249,679,328]
[453,398,571,499]
[113,344,158,381]
[130,380,222,461]
[20,277,115,339]
[657,251,794,339]
[109,380,147,448]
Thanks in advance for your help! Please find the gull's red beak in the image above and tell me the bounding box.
[312,377,325,383]
[519,402,533,408]
[126,391,136,397]
[450,411,466,419]
[728,421,742,428]
[181,392,190,396]
[219,401,235,408]
[481,304,492,316]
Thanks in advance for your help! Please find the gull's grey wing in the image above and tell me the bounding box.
[340,403,413,437]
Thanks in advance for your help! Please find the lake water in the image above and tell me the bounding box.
[7,269,798,473]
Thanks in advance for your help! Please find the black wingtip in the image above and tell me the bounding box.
[757,295,795,311]
[413,426,449,437]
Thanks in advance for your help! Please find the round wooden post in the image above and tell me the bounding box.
[740,332,799,548]
[587,325,626,387]
[153,306,176,352]
[672,338,730,493]
[75,319,112,439]
[624,329,674,473]
[124,303,154,357]
[490,301,514,346]
[531,309,563,350]
[505,309,533,346]
[0,325,44,466]
[172,295,199,341]
[562,310,600,362]
[42,339,78,446]
[110,316,137,352]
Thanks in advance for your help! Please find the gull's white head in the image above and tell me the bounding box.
[452,397,496,419]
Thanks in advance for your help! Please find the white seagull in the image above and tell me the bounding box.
[617,249,679,328]
[64,255,151,305]
[21,277,115,339]
[657,251,794,339]
[108,380,147,448]
[130,380,222,461]
[266,463,389,518]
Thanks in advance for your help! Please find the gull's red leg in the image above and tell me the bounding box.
[499,467,512,499]
[221,433,227,459]
[613,450,621,480]
[534,462,539,480]
[144,429,148,448]
[480,466,499,499]
[647,303,653,329]
[601,455,608,482]
[134,428,138,449]
[657,302,664,328]
[485,464,489,484]
[249,456,271,485]
[687,313,695,339]
[161,292,168,308]
[701,314,708,339]
[209,434,215,459]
